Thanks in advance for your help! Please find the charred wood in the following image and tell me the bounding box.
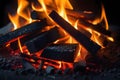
[78,18,111,37]
[10,30,45,50]
[0,19,47,47]
[32,10,92,39]
[66,9,95,20]
[25,26,64,53]
[49,10,101,55]
[0,22,14,36]
[40,44,79,63]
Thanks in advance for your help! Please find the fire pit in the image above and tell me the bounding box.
[0,0,120,80]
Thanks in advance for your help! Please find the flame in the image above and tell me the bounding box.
[17,0,32,23]
[8,0,114,70]
[58,61,62,69]
[88,4,114,47]
[18,38,23,53]
[38,0,47,12]
[8,14,19,29]
[92,4,109,30]
[55,0,70,22]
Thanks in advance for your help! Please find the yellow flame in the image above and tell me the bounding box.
[69,20,79,43]
[74,45,82,62]
[58,61,62,69]
[38,0,47,13]
[92,4,109,30]
[8,14,19,29]
[107,37,114,42]
[17,0,32,23]
[55,0,70,22]
[18,38,23,53]
[31,3,44,12]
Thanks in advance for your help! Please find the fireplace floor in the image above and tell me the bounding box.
[0,54,120,80]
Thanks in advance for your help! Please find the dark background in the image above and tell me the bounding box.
[0,0,119,28]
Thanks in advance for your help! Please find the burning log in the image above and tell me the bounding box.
[49,10,101,54]
[31,11,54,26]
[0,19,47,47]
[66,9,95,20]
[31,11,92,38]
[10,30,45,50]
[40,44,79,63]
[78,18,112,37]
[0,22,14,36]
[25,26,64,53]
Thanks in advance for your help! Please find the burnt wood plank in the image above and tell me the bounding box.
[40,44,79,63]
[25,26,64,53]
[0,19,47,46]
[49,10,101,55]
[78,18,111,37]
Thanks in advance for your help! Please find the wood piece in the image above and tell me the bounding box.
[45,66,55,74]
[22,59,36,72]
[31,11,54,26]
[31,11,92,38]
[40,44,79,63]
[0,19,47,46]
[49,10,101,55]
[66,9,95,20]
[25,26,64,53]
[78,18,112,37]
[10,30,44,50]
[0,22,14,35]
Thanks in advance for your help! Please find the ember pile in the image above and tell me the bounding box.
[0,0,120,80]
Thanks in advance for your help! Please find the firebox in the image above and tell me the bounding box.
[0,0,120,80]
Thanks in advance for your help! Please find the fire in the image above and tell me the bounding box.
[92,5,109,30]
[88,4,114,47]
[17,0,32,23]
[8,14,19,29]
[8,0,114,70]
[18,38,23,53]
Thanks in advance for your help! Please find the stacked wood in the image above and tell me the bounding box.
[25,27,64,53]
[49,10,101,55]
[0,19,47,47]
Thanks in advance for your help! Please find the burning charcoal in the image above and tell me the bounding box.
[38,60,44,70]
[0,19,47,47]
[56,69,63,75]
[25,26,64,53]
[22,59,36,73]
[45,66,55,74]
[0,22,14,35]
[64,68,72,75]
[73,62,86,74]
[49,10,101,55]
[40,44,79,63]
[20,53,39,61]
